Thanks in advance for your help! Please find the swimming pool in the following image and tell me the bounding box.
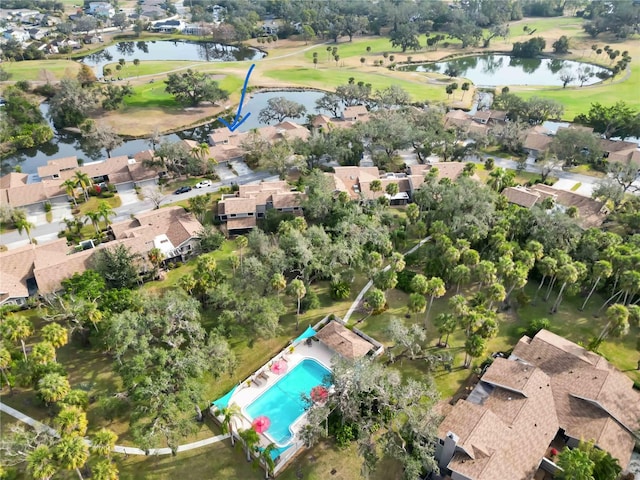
[245,358,331,445]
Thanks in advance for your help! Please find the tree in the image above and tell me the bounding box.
[76,64,97,87]
[164,69,229,107]
[80,121,123,158]
[315,93,342,117]
[143,186,165,209]
[61,179,79,207]
[608,161,640,194]
[14,215,35,244]
[373,85,411,109]
[188,193,211,223]
[487,167,515,192]
[54,406,88,437]
[55,435,89,479]
[74,171,93,202]
[106,291,234,450]
[549,128,603,168]
[389,23,421,52]
[434,312,457,347]
[464,334,486,368]
[552,35,570,54]
[97,201,115,228]
[93,244,139,289]
[90,429,118,457]
[48,79,97,129]
[27,445,57,480]
[424,277,446,328]
[236,235,248,267]
[2,315,33,360]
[557,447,594,480]
[512,37,546,58]
[288,279,306,330]
[0,346,12,391]
[574,101,640,139]
[551,263,580,313]
[580,260,612,311]
[91,460,119,480]
[595,304,630,348]
[216,403,241,446]
[559,68,575,88]
[364,288,386,313]
[258,97,306,124]
[302,24,315,44]
[31,342,56,365]
[37,373,70,405]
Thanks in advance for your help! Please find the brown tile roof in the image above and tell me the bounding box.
[219,197,257,216]
[409,162,467,182]
[599,138,637,154]
[4,182,48,207]
[80,156,132,184]
[37,156,78,178]
[530,184,607,228]
[440,359,558,480]
[523,132,554,152]
[330,166,381,199]
[0,172,29,189]
[511,329,640,468]
[127,206,202,247]
[272,192,304,209]
[225,216,257,230]
[316,320,374,359]
[502,186,541,208]
[343,105,368,120]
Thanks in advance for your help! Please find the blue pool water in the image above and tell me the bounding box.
[246,359,331,445]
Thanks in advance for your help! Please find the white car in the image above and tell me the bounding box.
[194,180,212,189]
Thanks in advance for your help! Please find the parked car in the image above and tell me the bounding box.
[194,180,212,189]
[173,186,192,194]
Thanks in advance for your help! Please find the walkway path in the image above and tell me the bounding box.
[343,236,431,323]
[0,399,229,455]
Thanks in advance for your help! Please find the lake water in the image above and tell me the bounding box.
[0,90,327,175]
[81,40,265,77]
[400,54,609,87]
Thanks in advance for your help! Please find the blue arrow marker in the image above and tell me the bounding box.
[219,63,255,132]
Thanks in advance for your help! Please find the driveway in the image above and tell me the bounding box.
[215,164,238,181]
[229,160,253,176]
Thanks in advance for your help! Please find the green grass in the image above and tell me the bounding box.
[1,60,81,82]
[75,194,122,216]
[571,182,582,191]
[264,67,447,102]
[509,17,584,37]
[566,164,607,178]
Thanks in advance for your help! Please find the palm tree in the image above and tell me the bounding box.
[424,277,446,328]
[408,293,426,317]
[31,342,56,365]
[236,235,248,267]
[97,201,115,229]
[533,256,557,304]
[595,304,630,346]
[54,406,88,437]
[551,263,580,313]
[270,273,286,296]
[259,443,277,479]
[0,346,12,391]
[85,210,102,235]
[369,179,382,194]
[91,428,118,458]
[580,260,612,311]
[15,215,35,244]
[475,260,496,290]
[37,372,71,405]
[451,264,471,294]
[27,445,57,480]
[74,171,92,201]
[147,247,165,279]
[62,179,79,207]
[1,315,33,360]
[217,403,241,446]
[229,254,240,274]
[239,428,260,462]
[55,435,89,480]
[486,283,506,311]
[91,460,119,480]
[435,312,456,347]
[464,334,486,368]
[133,58,140,77]
[288,279,306,330]
[42,323,69,349]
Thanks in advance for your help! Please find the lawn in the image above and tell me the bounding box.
[75,194,122,216]
[1,60,81,83]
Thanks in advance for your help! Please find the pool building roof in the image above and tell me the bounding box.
[316,321,374,359]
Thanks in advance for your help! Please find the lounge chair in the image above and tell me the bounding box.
[258,371,270,382]
[252,376,264,387]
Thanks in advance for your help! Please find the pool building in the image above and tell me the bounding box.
[211,317,383,477]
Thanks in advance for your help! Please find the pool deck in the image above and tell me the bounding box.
[225,339,336,447]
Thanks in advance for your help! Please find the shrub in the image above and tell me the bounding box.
[396,269,417,293]
[330,280,350,300]
[15,80,30,92]
[484,158,495,170]
[334,423,356,448]
[100,192,115,198]
[44,201,52,213]
[300,289,320,313]
[521,318,551,338]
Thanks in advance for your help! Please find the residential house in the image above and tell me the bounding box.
[216,180,305,234]
[342,105,369,123]
[328,163,471,204]
[444,109,489,137]
[471,109,507,125]
[28,27,47,40]
[3,28,31,43]
[87,2,115,18]
[502,184,608,228]
[83,34,103,44]
[150,19,185,33]
[0,207,203,304]
[37,156,79,180]
[436,330,640,479]
[600,138,640,165]
[523,126,554,159]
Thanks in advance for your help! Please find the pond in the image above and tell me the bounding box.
[81,40,265,77]
[0,90,327,175]
[400,54,610,87]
